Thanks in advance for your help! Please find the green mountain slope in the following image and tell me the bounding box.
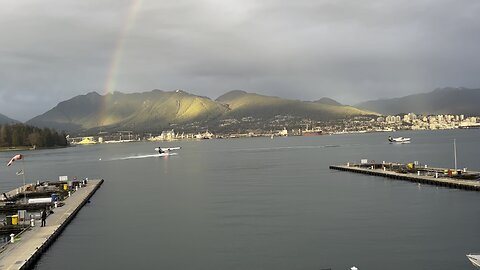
[217,90,374,120]
[27,90,229,132]
[27,89,375,133]
[356,87,480,115]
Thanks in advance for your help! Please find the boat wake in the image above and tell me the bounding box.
[108,153,178,161]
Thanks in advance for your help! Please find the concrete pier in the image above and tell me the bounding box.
[330,164,480,191]
[0,179,104,269]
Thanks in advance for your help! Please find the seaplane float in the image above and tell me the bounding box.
[388,136,411,143]
[154,146,181,156]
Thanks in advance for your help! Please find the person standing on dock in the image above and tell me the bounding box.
[41,208,47,227]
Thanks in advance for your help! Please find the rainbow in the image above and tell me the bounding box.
[104,0,142,95]
[99,0,142,127]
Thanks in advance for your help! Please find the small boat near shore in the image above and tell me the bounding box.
[388,136,411,143]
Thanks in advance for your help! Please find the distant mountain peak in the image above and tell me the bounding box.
[216,90,248,102]
[86,91,101,96]
[314,97,342,106]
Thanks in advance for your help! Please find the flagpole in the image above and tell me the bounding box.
[22,158,26,203]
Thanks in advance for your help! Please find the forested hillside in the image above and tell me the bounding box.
[0,124,68,148]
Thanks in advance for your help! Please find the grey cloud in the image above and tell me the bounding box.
[1,0,480,121]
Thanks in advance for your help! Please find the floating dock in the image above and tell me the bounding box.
[330,163,480,191]
[0,179,104,269]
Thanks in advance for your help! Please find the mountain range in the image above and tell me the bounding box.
[357,87,480,116]
[26,89,374,133]
[216,90,368,119]
[8,87,480,133]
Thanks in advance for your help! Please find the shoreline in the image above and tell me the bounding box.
[0,145,70,153]
[65,128,480,145]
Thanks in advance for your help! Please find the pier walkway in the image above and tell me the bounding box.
[330,165,480,191]
[0,179,104,270]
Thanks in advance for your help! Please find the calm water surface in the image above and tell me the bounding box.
[1,130,479,270]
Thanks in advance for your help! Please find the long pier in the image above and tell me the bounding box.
[330,164,480,191]
[0,179,104,269]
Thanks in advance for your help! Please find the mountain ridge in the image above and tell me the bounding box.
[27,89,374,133]
[27,89,229,132]
[356,87,480,115]
[216,90,369,120]
[0,113,20,124]
[314,97,342,106]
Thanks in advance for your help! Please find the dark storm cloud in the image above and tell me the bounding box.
[1,0,480,121]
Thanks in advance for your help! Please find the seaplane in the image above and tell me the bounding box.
[467,254,480,268]
[154,146,181,156]
[388,136,411,143]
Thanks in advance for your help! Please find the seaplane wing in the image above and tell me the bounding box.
[388,136,411,143]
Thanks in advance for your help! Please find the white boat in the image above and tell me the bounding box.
[467,254,480,268]
[388,136,411,143]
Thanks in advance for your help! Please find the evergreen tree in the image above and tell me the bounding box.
[0,124,68,148]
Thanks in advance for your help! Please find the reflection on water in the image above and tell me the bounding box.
[0,129,479,270]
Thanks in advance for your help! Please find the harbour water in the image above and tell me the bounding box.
[1,129,479,270]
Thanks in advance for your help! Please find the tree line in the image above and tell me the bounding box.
[0,124,68,148]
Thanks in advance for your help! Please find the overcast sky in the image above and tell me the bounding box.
[1,0,480,121]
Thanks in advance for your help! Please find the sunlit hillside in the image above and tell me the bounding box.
[27,89,376,133]
[27,90,229,132]
[217,90,376,120]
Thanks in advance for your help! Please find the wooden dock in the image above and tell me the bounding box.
[330,164,480,191]
[0,179,104,270]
